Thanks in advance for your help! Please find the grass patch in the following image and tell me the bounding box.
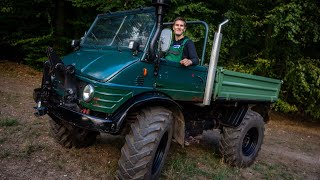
[55,159,68,170]
[71,142,120,178]
[7,126,22,134]
[18,141,45,158]
[29,129,42,138]
[0,118,19,127]
[0,148,11,158]
[0,137,7,144]
[161,144,236,179]
[252,162,295,180]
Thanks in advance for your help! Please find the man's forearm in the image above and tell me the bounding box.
[190,57,198,65]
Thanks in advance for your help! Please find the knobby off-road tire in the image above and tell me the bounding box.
[49,116,98,148]
[219,109,265,167]
[118,106,173,180]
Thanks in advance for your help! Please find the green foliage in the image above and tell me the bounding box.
[69,0,147,12]
[265,0,320,45]
[12,32,54,67]
[224,58,277,78]
[273,99,298,114]
[283,59,320,118]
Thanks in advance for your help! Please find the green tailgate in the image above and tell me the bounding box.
[213,67,282,102]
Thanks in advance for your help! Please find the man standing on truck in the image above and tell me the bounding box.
[165,17,199,66]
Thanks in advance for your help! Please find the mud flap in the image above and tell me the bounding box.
[220,105,248,127]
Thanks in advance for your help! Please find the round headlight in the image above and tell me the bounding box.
[83,84,94,102]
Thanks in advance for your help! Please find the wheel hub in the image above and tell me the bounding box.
[242,127,259,156]
[151,131,168,175]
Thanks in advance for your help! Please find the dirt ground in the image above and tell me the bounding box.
[0,61,319,180]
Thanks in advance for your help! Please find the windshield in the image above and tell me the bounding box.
[82,10,155,50]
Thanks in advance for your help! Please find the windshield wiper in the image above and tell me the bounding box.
[109,16,127,46]
[91,32,98,42]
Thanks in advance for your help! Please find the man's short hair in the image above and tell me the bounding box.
[173,17,187,27]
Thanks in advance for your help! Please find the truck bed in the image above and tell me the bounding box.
[213,67,282,103]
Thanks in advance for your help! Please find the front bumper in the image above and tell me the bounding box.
[49,105,116,133]
[34,88,117,133]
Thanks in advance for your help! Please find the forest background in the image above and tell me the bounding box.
[1,0,319,120]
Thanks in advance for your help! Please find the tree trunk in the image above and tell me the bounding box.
[54,0,65,37]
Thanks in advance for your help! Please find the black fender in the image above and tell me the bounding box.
[220,103,270,127]
[112,92,181,129]
[111,92,185,145]
[220,104,249,127]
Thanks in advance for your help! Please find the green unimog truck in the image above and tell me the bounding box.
[33,0,282,179]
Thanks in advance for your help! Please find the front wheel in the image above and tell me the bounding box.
[219,109,265,167]
[49,115,99,148]
[118,106,173,180]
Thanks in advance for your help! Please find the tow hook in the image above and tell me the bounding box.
[34,101,47,117]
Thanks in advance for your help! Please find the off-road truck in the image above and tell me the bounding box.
[33,0,281,179]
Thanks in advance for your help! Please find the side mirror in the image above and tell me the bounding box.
[128,40,140,56]
[71,40,80,48]
[159,28,172,52]
[128,40,140,51]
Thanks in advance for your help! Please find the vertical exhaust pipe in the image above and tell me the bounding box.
[203,19,229,105]
[149,0,170,61]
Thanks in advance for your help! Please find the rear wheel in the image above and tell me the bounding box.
[118,106,173,179]
[49,116,98,148]
[219,109,265,167]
